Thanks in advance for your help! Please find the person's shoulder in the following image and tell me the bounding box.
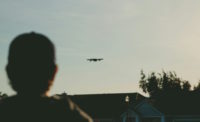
[0,96,19,113]
[50,95,93,122]
[0,95,17,105]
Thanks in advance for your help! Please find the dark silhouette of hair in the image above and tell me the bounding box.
[6,32,57,95]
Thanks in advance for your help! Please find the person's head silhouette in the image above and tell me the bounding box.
[6,32,57,96]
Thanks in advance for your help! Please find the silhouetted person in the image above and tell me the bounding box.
[0,32,93,122]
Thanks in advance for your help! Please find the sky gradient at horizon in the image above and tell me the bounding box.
[1,0,200,96]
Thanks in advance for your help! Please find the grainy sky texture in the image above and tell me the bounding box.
[1,0,200,96]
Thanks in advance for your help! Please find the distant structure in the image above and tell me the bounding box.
[56,92,200,122]
[87,58,103,62]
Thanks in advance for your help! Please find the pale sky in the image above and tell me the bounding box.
[1,0,200,96]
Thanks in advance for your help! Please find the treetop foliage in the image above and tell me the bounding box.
[139,70,199,98]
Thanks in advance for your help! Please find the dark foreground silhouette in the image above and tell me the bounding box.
[0,32,92,122]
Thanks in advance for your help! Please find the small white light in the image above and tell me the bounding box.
[125,95,129,103]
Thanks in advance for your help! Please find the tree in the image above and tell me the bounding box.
[139,71,161,98]
[193,81,200,91]
[182,81,191,92]
[139,70,191,98]
[139,70,200,113]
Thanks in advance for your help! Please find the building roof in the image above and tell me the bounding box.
[67,92,145,118]
[55,92,200,118]
[152,92,200,115]
[135,100,163,117]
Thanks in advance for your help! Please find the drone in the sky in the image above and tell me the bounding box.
[87,58,104,62]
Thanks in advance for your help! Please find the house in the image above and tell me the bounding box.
[56,92,200,122]
[69,93,145,122]
[121,100,165,122]
[58,92,159,122]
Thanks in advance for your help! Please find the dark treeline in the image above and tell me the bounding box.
[139,70,200,114]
